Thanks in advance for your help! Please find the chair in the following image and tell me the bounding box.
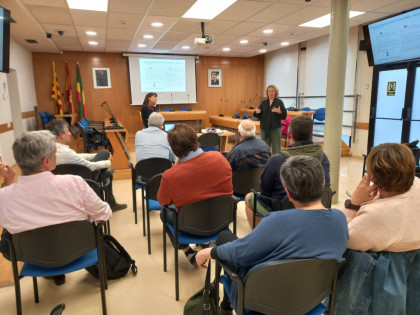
[39,112,54,129]
[198,133,220,152]
[313,108,326,125]
[5,221,107,315]
[52,163,94,179]
[85,178,111,234]
[143,173,164,254]
[251,187,335,228]
[300,107,311,111]
[77,121,109,153]
[232,167,264,200]
[281,186,335,210]
[215,258,340,315]
[128,158,172,228]
[162,195,239,301]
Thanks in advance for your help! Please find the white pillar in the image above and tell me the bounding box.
[324,0,350,203]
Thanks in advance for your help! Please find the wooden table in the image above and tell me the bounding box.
[239,109,315,118]
[55,113,78,124]
[139,110,209,129]
[209,116,261,133]
[197,131,236,152]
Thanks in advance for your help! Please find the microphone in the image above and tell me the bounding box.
[249,93,258,108]
[171,93,173,106]
[187,94,190,105]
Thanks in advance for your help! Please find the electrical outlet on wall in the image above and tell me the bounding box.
[365,83,369,89]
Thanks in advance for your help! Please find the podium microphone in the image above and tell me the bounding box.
[171,93,173,106]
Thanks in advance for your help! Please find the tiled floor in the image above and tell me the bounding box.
[0,157,364,314]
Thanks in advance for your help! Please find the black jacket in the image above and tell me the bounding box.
[253,98,287,131]
[141,105,157,128]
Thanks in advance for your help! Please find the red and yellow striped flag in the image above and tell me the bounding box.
[76,63,86,119]
[51,61,63,115]
[65,61,74,114]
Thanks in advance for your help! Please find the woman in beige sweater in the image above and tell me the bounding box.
[342,143,420,252]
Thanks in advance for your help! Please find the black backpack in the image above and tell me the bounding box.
[86,234,138,280]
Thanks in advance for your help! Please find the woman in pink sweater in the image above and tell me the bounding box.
[342,143,420,252]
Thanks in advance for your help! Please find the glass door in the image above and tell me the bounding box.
[409,66,420,143]
[371,68,407,146]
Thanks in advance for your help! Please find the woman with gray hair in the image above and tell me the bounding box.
[195,155,348,313]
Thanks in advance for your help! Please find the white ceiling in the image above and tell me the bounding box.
[2,0,419,57]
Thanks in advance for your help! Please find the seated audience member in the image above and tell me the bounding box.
[135,112,175,163]
[157,123,233,265]
[46,120,126,211]
[196,155,349,313]
[0,131,112,285]
[225,120,271,171]
[336,143,420,314]
[245,115,330,228]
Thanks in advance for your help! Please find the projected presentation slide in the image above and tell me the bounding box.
[368,7,420,65]
[140,58,186,92]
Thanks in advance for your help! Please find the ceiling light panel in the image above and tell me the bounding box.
[183,0,237,20]
[299,11,365,28]
[67,0,108,12]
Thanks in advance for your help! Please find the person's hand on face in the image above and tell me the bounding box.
[351,174,378,206]
[255,108,261,114]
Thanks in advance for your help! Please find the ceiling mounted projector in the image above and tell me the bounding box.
[194,22,214,48]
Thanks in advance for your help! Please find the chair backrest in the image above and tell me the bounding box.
[232,166,264,195]
[243,258,338,315]
[134,158,172,182]
[52,163,94,179]
[177,195,235,236]
[313,107,326,121]
[12,221,97,268]
[198,133,220,149]
[146,173,163,200]
[300,107,311,111]
[280,186,334,210]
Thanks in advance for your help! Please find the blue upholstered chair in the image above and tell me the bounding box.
[215,258,340,315]
[162,195,239,300]
[5,221,107,315]
[232,167,264,201]
[198,133,220,152]
[313,108,326,125]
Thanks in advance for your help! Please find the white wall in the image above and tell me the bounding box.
[0,39,38,165]
[264,26,370,156]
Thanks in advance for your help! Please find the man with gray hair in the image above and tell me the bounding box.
[135,112,175,163]
[0,131,112,285]
[195,155,348,313]
[226,120,271,171]
[46,120,126,211]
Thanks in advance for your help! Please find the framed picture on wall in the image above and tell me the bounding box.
[208,69,222,87]
[92,68,111,89]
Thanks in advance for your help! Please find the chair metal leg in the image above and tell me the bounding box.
[33,277,39,303]
[96,229,107,314]
[163,209,167,272]
[11,260,22,315]
[174,223,179,301]
[215,262,221,308]
[141,188,146,236]
[146,204,151,255]
[106,221,110,235]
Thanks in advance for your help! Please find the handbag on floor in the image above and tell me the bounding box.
[184,260,218,315]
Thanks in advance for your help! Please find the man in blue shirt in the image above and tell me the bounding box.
[196,155,348,313]
[135,112,176,163]
[245,115,330,227]
[226,120,271,171]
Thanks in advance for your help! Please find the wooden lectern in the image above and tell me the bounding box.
[104,121,130,171]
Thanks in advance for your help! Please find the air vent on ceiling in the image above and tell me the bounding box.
[25,39,38,44]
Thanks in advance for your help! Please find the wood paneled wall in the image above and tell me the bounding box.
[32,52,264,135]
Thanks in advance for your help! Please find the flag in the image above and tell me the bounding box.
[50,61,63,115]
[76,63,86,119]
[65,61,74,114]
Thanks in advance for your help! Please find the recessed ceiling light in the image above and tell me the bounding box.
[183,0,237,20]
[223,47,230,52]
[86,31,97,36]
[259,49,267,53]
[88,41,98,45]
[281,42,289,46]
[240,39,248,44]
[263,29,273,34]
[182,46,190,49]
[67,0,108,12]
[151,22,163,27]
[299,11,365,28]
[137,44,146,48]
[143,35,154,39]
